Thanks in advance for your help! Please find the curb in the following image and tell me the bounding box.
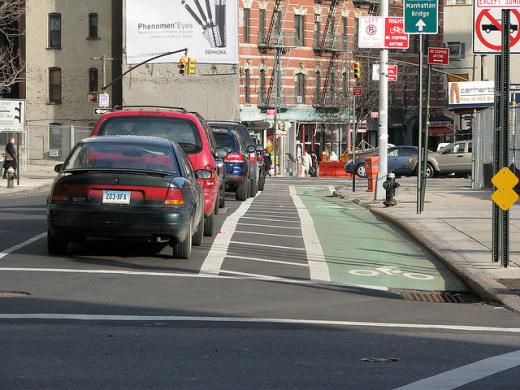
[335,189,520,313]
[0,182,52,199]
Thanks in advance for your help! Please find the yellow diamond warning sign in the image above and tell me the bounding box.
[491,167,519,211]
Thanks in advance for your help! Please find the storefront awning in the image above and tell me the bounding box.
[428,127,453,136]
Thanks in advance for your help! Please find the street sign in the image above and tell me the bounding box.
[491,167,519,211]
[474,4,520,53]
[94,108,111,115]
[353,86,363,96]
[372,64,398,81]
[404,0,438,34]
[477,0,520,9]
[428,47,449,65]
[0,99,25,132]
[98,93,110,108]
[358,17,409,49]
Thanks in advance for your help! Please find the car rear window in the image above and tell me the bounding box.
[214,132,238,151]
[64,141,179,174]
[98,116,202,154]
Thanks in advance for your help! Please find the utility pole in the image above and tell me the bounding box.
[376,0,389,200]
[92,54,114,92]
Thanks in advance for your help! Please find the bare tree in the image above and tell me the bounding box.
[0,0,24,95]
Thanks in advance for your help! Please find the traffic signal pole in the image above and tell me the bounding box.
[376,0,389,201]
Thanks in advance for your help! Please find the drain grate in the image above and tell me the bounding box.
[0,291,30,298]
[394,290,478,304]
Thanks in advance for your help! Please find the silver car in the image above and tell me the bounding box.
[410,140,472,178]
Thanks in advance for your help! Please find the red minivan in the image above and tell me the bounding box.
[90,107,226,237]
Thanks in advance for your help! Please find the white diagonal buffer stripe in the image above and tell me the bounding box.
[289,186,330,281]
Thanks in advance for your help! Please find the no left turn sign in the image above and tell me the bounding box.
[474,3,520,53]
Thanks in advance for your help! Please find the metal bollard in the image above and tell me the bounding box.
[6,167,15,188]
[382,172,400,207]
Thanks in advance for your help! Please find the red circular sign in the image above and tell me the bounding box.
[475,9,520,51]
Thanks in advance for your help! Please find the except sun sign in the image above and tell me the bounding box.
[474,2,520,53]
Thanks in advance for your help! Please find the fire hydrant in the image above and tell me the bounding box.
[382,172,399,207]
[6,166,15,188]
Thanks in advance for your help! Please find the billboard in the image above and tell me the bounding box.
[448,81,494,108]
[125,0,238,64]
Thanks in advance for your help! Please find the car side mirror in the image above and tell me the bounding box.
[54,164,63,173]
[196,169,212,179]
[246,145,257,153]
[215,147,228,158]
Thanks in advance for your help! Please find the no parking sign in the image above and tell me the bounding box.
[474,2,520,53]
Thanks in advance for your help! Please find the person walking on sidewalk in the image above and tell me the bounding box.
[302,150,312,177]
[2,137,17,179]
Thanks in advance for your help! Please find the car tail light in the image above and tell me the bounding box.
[50,183,70,202]
[164,186,184,206]
[224,152,245,162]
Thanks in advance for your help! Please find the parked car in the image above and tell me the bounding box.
[208,121,262,195]
[90,106,227,237]
[345,146,422,178]
[47,136,206,259]
[212,128,256,201]
[409,140,472,178]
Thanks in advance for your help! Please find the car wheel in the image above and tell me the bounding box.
[236,180,248,201]
[425,163,435,178]
[355,164,367,178]
[219,188,226,208]
[249,176,258,197]
[173,222,192,259]
[192,211,204,246]
[47,230,68,255]
[258,174,266,191]
[204,209,215,237]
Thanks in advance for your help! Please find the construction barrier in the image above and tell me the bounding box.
[365,156,379,192]
[318,161,352,178]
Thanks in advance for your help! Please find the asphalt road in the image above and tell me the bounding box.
[1,178,520,389]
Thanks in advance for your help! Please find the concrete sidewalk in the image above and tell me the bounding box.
[336,178,520,313]
[0,163,57,198]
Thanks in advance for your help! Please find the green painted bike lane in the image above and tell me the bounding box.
[296,186,468,291]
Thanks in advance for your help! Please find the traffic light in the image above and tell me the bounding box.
[179,55,187,75]
[188,57,196,75]
[353,61,361,79]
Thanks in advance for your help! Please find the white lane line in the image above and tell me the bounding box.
[394,349,520,390]
[241,216,300,223]
[237,222,301,230]
[230,241,306,251]
[3,313,520,334]
[225,254,308,267]
[235,230,303,238]
[0,232,47,261]
[199,195,256,274]
[289,186,331,282]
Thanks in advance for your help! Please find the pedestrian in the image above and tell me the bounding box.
[3,136,17,179]
[263,149,272,176]
[302,150,312,177]
[310,152,318,177]
[329,150,339,161]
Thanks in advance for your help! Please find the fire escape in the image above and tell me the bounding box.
[313,0,347,113]
[257,0,294,112]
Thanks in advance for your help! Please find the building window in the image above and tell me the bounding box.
[315,71,321,102]
[48,67,62,104]
[244,69,251,103]
[48,13,61,49]
[314,16,321,47]
[448,42,466,59]
[295,14,305,46]
[89,68,99,94]
[259,9,266,43]
[49,123,63,152]
[295,73,305,104]
[342,72,348,99]
[342,16,347,50]
[243,8,251,43]
[88,13,98,39]
[259,69,266,102]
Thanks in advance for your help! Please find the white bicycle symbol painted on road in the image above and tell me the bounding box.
[348,266,434,281]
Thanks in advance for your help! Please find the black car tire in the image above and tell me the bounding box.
[219,192,226,208]
[258,174,266,191]
[426,163,435,178]
[47,231,68,255]
[355,164,367,178]
[236,180,248,201]
[192,211,204,246]
[173,222,192,259]
[214,199,219,215]
[249,176,258,198]
[204,209,215,237]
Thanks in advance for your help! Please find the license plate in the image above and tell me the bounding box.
[103,190,131,205]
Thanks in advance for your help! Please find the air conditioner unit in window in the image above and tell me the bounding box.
[448,42,465,59]
[49,149,60,157]
[296,95,303,104]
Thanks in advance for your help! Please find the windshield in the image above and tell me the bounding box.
[98,116,202,154]
[64,141,179,174]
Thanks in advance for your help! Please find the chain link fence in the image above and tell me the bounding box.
[473,107,520,189]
